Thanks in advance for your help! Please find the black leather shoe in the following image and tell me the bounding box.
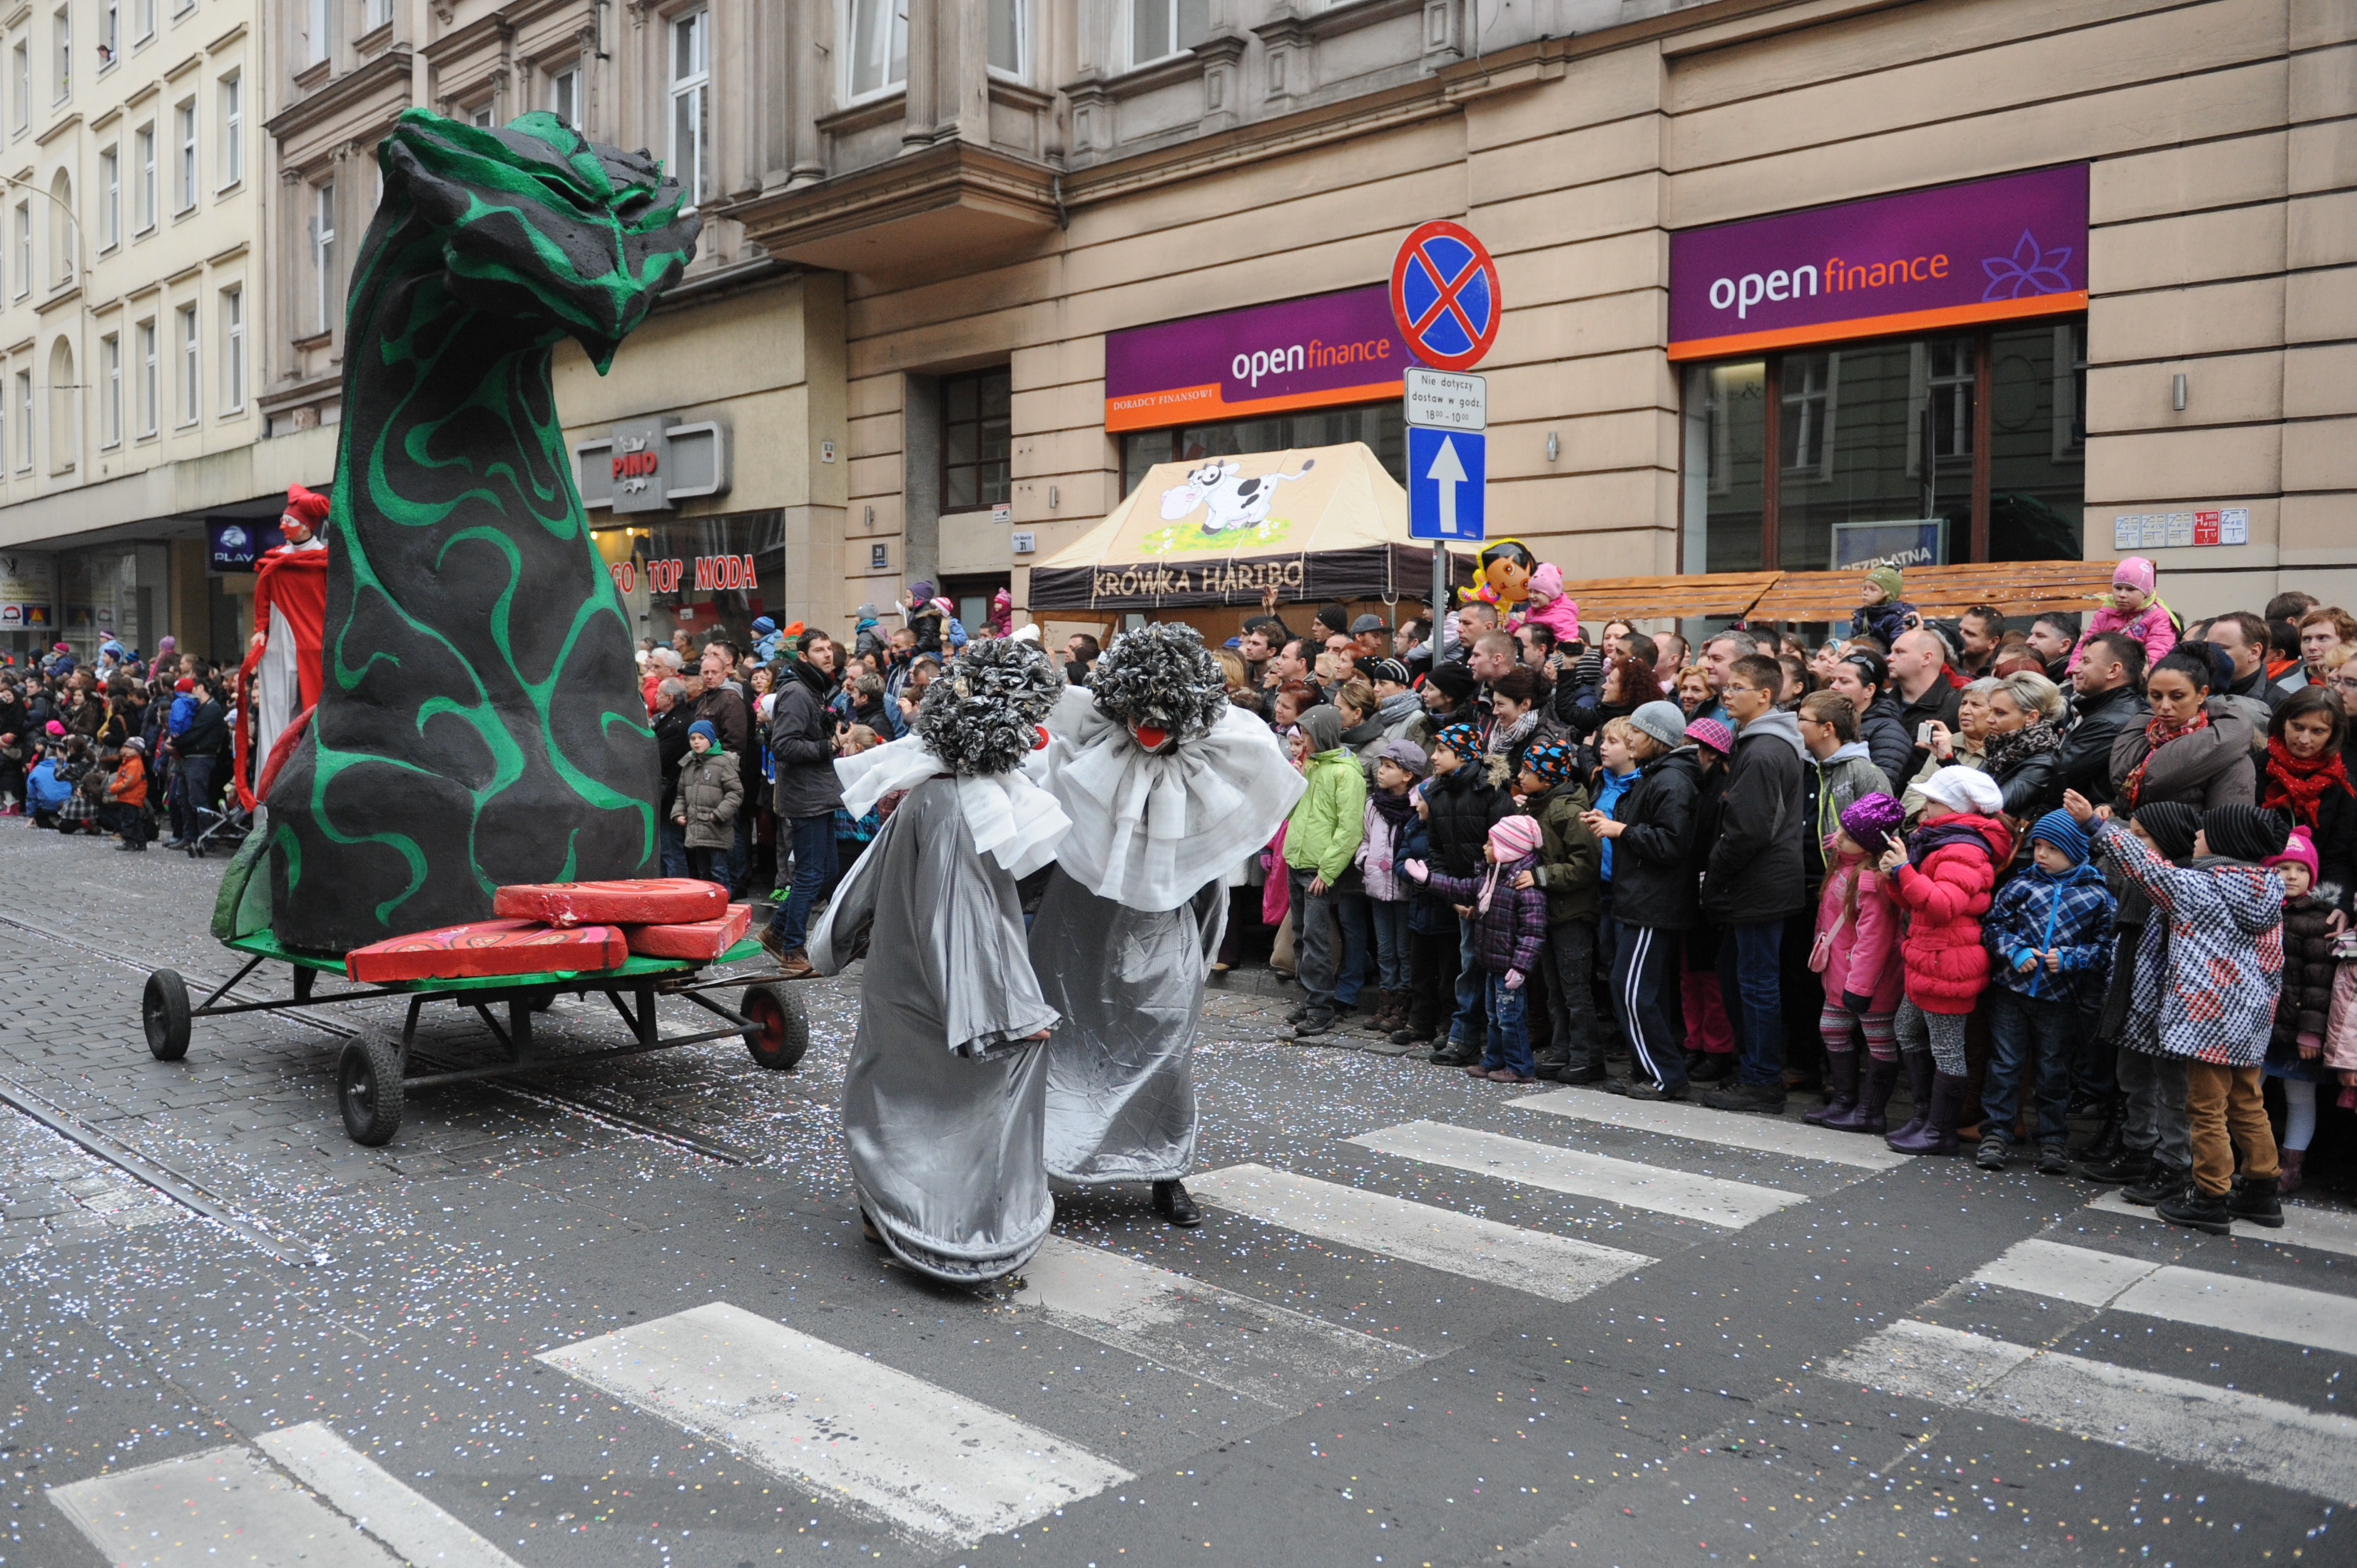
[1429,1043,1479,1068]
[1152,1180,1203,1228]
[1555,1063,1608,1086]
[1702,1080,1787,1115]
[2073,1149,2154,1185]
[1624,1079,1688,1101]
[2121,1163,2189,1207]
[2157,1185,2234,1235]
[1688,1053,1735,1084]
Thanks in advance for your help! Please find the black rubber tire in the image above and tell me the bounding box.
[742,983,808,1072]
[142,970,192,1062]
[338,1037,406,1146]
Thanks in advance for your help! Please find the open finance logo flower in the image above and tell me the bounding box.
[1981,230,2075,301]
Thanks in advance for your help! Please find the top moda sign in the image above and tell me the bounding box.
[1105,285,1409,434]
[1668,165,2088,361]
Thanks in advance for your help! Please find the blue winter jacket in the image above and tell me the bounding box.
[1982,859,2117,1002]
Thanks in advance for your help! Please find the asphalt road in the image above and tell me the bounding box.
[0,825,2348,1568]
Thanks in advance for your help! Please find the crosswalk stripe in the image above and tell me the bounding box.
[256,1422,526,1568]
[2087,1189,2357,1259]
[1015,1236,1424,1407]
[1826,1318,2357,1505]
[1972,1238,2357,1357]
[1186,1163,1652,1303]
[1512,1086,1912,1171]
[537,1299,1134,1547]
[1348,1119,1805,1228]
[48,1445,400,1568]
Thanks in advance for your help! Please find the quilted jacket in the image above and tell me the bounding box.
[2092,817,2284,1068]
[1890,811,2013,1015]
[1424,854,1549,977]
[2267,892,2337,1064]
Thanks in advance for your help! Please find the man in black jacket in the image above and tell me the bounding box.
[1420,722,1511,1067]
[2207,611,2288,716]
[761,635,845,976]
[651,677,693,877]
[1890,628,1963,779]
[1699,658,1808,1113]
[2058,631,2146,810]
[165,675,228,848]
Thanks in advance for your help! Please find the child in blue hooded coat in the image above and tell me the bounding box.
[1977,808,2116,1172]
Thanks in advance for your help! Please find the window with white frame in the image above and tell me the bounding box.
[176,302,196,425]
[174,98,195,211]
[11,204,25,298]
[136,0,153,42]
[669,10,708,206]
[220,284,243,412]
[311,179,336,332]
[135,122,155,229]
[11,42,27,130]
[101,1,116,65]
[218,71,240,186]
[305,0,328,65]
[1131,0,1208,65]
[136,317,155,435]
[13,369,30,470]
[363,0,392,31]
[845,0,905,100]
[99,147,117,248]
[101,332,119,446]
[469,102,493,128]
[51,6,67,101]
[49,173,70,284]
[988,0,1025,78]
[549,63,578,126]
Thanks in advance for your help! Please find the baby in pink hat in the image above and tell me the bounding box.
[2067,555,2178,674]
[1512,562,1582,648]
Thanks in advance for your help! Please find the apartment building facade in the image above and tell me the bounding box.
[0,0,318,665]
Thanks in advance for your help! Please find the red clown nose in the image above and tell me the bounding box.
[1131,724,1169,751]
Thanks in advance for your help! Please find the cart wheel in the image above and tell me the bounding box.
[742,984,808,1072]
[142,970,192,1062]
[338,1038,405,1146]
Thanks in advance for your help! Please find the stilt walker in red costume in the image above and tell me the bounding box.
[236,485,330,812]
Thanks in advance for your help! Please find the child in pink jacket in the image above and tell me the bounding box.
[1809,793,1909,1132]
[1512,562,1582,648]
[2067,555,2179,674]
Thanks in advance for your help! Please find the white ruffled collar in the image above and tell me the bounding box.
[835,733,1070,877]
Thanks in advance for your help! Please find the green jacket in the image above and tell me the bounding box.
[1285,746,1369,882]
[1527,780,1602,924]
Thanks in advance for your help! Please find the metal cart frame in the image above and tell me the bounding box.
[140,932,810,1146]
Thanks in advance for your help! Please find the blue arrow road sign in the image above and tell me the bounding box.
[1408,426,1485,542]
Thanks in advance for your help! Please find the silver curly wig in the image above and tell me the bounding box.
[913,636,1067,775]
[1084,623,1227,739]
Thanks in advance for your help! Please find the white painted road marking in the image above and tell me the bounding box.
[1187,1163,1651,1302]
[255,1422,525,1567]
[48,1444,400,1568]
[1970,1238,2357,1357]
[1827,1318,2357,1504]
[537,1299,1134,1547]
[1351,1119,1805,1228]
[1512,1086,1912,1171]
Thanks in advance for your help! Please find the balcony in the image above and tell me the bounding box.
[725,135,1060,279]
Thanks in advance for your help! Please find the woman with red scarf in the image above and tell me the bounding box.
[2109,648,2256,815]
[2260,686,2356,914]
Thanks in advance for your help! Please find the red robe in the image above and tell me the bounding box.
[236,546,328,808]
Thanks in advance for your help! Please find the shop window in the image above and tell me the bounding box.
[940,367,1011,513]
[845,0,907,100]
[1131,0,1208,65]
[1121,402,1405,498]
[592,511,785,651]
[669,9,708,207]
[1680,322,2085,573]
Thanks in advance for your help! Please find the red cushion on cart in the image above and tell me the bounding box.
[623,902,753,961]
[345,919,629,983]
[491,878,728,928]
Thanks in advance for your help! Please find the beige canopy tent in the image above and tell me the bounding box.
[1027,441,1478,613]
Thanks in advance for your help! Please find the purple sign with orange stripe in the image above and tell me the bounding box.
[1668,165,2088,361]
[1105,284,1407,434]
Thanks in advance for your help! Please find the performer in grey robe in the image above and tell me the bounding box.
[1029,624,1303,1225]
[808,637,1072,1283]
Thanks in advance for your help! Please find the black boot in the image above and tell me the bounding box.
[2157,1183,2234,1236]
[2073,1110,2124,1163]
[1803,1050,1859,1127]
[1687,1051,1734,1084]
[2121,1161,2190,1207]
[2227,1174,2284,1229]
[1152,1179,1202,1228]
[2073,1145,2154,1185]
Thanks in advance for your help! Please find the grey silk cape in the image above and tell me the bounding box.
[808,776,1061,1281]
[1031,693,1303,1184]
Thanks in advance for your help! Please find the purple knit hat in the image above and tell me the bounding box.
[1838,791,1906,856]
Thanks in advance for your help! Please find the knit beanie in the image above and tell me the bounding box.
[2267,826,2321,882]
[1685,716,1733,757]
[1915,764,2003,818]
[1838,792,1905,857]
[2030,809,2089,866]
[2132,801,2201,862]
[687,719,718,746]
[1519,739,1575,789]
[1489,815,1543,862]
[1529,562,1564,600]
[2112,555,2157,595]
[2203,803,2293,863]
[1432,721,1481,760]
[1629,700,1687,751]
[1424,661,1479,702]
[1867,564,1904,602]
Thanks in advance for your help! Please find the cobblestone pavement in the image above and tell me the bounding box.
[0,822,2347,1568]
